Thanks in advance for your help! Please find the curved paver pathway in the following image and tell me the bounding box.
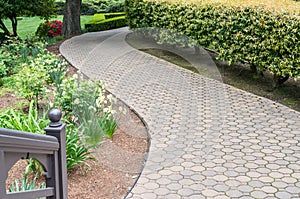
[60,28,300,199]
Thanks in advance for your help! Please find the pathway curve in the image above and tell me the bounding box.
[60,28,300,199]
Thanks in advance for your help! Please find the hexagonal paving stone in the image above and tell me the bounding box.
[202,189,219,197]
[226,190,243,198]
[250,190,268,198]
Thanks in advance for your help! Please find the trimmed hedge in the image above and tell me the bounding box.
[85,13,126,31]
[125,0,300,86]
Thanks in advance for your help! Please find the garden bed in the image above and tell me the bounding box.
[3,39,149,198]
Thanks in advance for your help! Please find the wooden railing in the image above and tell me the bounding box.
[0,109,68,199]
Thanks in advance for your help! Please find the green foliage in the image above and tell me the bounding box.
[65,124,96,172]
[0,37,45,79]
[8,175,45,193]
[85,13,127,32]
[0,35,117,174]
[0,0,56,36]
[54,74,118,147]
[1,16,93,40]
[25,158,44,179]
[55,0,125,15]
[15,61,48,103]
[0,101,49,134]
[125,0,300,86]
[101,114,117,138]
[53,76,76,114]
[14,52,67,103]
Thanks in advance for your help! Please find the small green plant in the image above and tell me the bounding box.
[14,52,67,105]
[25,158,44,179]
[100,113,117,139]
[66,124,96,173]
[0,101,49,134]
[71,76,117,145]
[53,76,76,114]
[14,61,48,104]
[8,175,45,193]
[79,116,105,147]
[53,74,118,147]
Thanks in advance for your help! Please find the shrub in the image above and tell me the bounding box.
[55,0,125,15]
[35,20,63,38]
[0,37,45,79]
[125,0,300,87]
[85,14,126,32]
[14,52,67,104]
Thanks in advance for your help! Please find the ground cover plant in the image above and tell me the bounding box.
[125,0,300,88]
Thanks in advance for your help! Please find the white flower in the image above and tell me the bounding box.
[107,94,113,100]
[88,106,96,112]
[74,98,80,104]
[72,73,78,80]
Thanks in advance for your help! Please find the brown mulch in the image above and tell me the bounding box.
[67,106,148,199]
[5,39,149,199]
[0,92,22,110]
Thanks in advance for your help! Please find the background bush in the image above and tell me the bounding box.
[55,0,125,15]
[0,37,44,80]
[125,0,300,87]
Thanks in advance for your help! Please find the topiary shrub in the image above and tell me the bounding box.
[85,13,127,31]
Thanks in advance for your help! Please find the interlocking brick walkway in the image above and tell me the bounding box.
[60,28,300,199]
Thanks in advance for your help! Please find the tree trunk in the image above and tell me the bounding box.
[62,0,82,36]
[9,15,18,36]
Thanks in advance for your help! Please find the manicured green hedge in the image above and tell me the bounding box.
[125,0,300,86]
[85,13,126,31]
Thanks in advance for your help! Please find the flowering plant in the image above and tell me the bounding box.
[35,20,63,38]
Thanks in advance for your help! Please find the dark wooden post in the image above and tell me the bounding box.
[45,109,68,199]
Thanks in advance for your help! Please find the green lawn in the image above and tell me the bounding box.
[3,15,93,39]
